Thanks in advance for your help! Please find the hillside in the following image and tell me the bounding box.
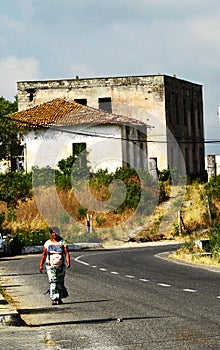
[0,181,214,246]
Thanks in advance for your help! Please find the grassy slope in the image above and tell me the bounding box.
[1,182,216,242]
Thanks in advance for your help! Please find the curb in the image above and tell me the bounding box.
[0,295,26,327]
[21,242,102,254]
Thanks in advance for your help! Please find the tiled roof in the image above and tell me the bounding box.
[10,98,146,129]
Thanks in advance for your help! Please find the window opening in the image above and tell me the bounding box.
[74,98,87,106]
[26,89,36,102]
[98,97,112,113]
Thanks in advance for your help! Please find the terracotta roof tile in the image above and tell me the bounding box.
[10,98,147,129]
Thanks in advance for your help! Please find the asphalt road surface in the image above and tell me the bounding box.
[0,243,220,349]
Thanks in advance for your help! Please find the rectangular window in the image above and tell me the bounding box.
[185,148,189,173]
[26,89,36,102]
[183,99,187,126]
[191,101,195,129]
[74,98,87,106]
[176,95,179,125]
[98,97,112,113]
[197,102,201,130]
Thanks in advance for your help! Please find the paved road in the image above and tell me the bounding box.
[0,244,220,349]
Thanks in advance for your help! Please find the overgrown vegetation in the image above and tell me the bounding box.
[171,174,220,265]
[0,171,32,209]
[0,150,219,263]
[0,96,21,168]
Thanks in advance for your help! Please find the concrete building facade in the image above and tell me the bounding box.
[17,74,205,177]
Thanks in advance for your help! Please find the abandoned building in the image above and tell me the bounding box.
[10,98,148,173]
[17,74,205,177]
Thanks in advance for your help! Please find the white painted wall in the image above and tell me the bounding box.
[23,124,123,173]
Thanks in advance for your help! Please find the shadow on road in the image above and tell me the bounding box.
[28,315,171,328]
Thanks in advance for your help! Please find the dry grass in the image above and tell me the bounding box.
[180,183,209,231]
[169,250,220,268]
[0,182,217,245]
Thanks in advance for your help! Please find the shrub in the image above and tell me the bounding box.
[9,228,51,255]
[59,211,70,225]
[208,224,220,260]
[95,216,106,227]
[32,166,55,187]
[71,231,100,243]
[78,206,87,219]
[0,171,32,209]
[98,167,159,215]
[205,175,220,201]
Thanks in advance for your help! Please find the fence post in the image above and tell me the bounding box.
[205,195,212,225]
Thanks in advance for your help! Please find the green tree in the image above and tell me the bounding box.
[205,175,220,201]
[0,172,32,209]
[0,96,20,165]
[0,95,18,116]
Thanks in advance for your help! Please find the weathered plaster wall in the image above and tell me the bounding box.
[23,124,123,173]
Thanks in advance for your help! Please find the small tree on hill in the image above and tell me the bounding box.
[0,96,20,168]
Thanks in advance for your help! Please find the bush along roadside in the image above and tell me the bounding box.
[208,223,220,261]
[9,228,51,255]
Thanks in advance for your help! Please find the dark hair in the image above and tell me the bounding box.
[50,226,60,235]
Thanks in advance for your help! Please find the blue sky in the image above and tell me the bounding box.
[0,0,220,154]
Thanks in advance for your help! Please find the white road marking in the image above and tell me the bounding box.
[139,279,149,282]
[74,256,90,266]
[183,288,197,293]
[74,256,208,297]
[158,283,171,287]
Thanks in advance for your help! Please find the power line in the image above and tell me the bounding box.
[2,115,220,144]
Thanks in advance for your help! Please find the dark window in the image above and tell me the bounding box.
[125,125,130,137]
[176,95,179,125]
[74,98,87,106]
[98,97,112,113]
[183,99,187,126]
[26,89,36,102]
[185,148,189,173]
[11,145,24,171]
[197,102,201,130]
[191,101,195,130]
[199,147,204,172]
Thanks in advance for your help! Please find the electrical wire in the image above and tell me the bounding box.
[1,115,219,144]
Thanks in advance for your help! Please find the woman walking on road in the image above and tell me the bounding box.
[39,226,70,305]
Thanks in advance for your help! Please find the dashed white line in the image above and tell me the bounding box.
[139,279,149,282]
[74,257,209,297]
[158,283,171,287]
[183,288,197,293]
